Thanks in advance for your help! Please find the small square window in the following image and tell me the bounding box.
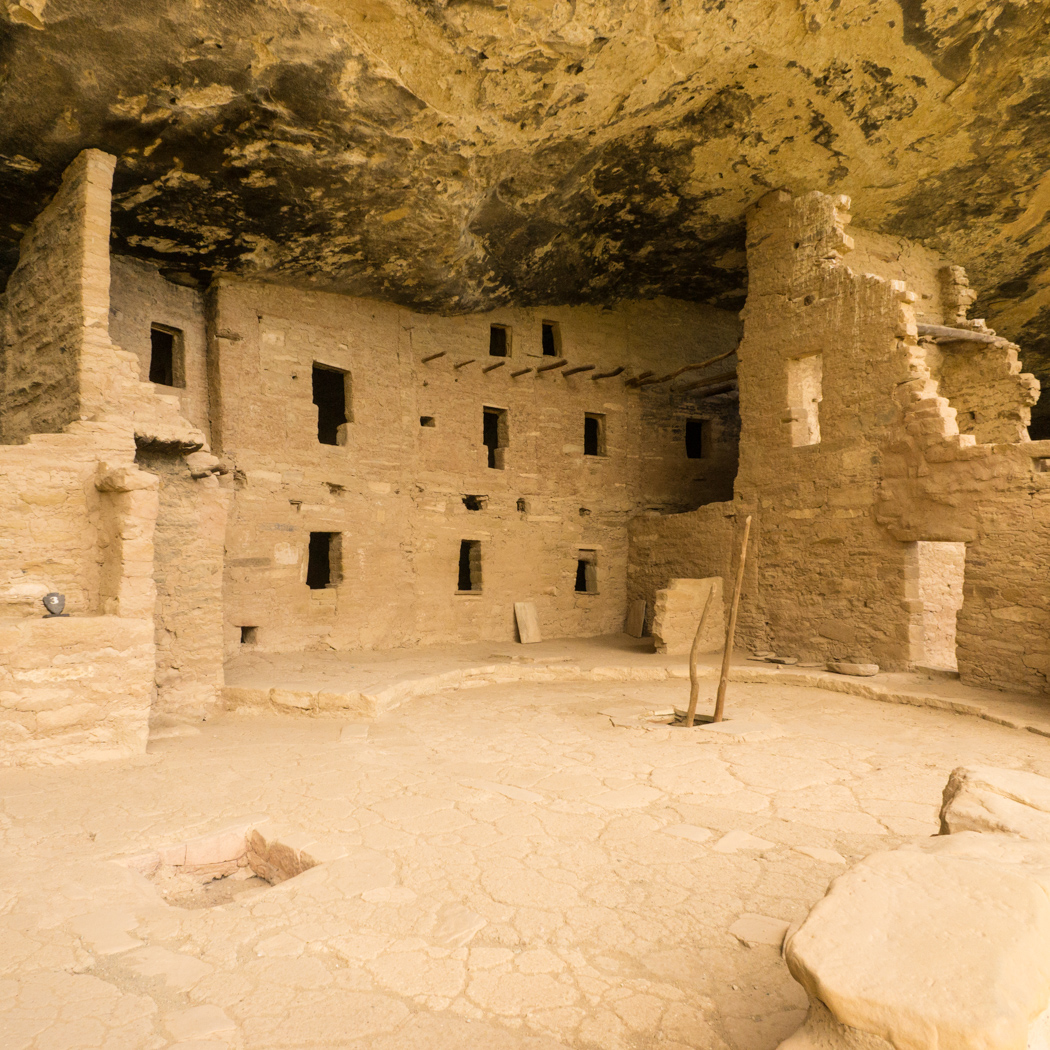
[583,413,606,457]
[575,550,597,593]
[240,625,258,644]
[149,324,184,388]
[489,325,509,357]
[306,532,341,589]
[457,539,482,592]
[420,415,435,427]
[541,321,561,357]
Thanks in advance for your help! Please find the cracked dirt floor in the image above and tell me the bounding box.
[4,677,1050,1050]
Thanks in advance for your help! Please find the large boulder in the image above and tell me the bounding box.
[778,833,1050,1050]
[939,765,1050,840]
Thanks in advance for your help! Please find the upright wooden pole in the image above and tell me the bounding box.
[684,588,715,728]
[713,515,752,724]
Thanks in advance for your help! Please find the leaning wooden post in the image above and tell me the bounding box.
[684,588,715,727]
[712,514,752,724]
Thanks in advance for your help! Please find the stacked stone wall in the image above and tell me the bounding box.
[0,152,112,441]
[211,280,741,652]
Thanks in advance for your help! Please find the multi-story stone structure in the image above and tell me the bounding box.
[2,150,1047,766]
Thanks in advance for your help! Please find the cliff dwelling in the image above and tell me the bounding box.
[2,3,1050,1049]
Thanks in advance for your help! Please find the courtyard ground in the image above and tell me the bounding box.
[4,643,1050,1050]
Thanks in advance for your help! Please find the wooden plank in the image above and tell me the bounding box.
[625,599,646,638]
[514,602,542,644]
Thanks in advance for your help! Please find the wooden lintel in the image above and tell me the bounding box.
[663,347,737,381]
[915,323,997,345]
[676,369,738,393]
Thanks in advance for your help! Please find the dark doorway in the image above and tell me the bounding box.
[149,325,181,387]
[483,407,507,469]
[307,532,340,589]
[575,550,597,593]
[541,322,560,356]
[458,539,481,592]
[313,366,348,445]
[685,419,705,459]
[583,413,605,456]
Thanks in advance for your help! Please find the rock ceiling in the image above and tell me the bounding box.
[1,0,1048,372]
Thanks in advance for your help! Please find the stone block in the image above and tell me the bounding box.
[270,688,314,710]
[652,577,724,655]
[940,765,1050,840]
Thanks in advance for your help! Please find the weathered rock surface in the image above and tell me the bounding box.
[1,1,1049,380]
[781,833,1050,1050]
[940,765,1050,840]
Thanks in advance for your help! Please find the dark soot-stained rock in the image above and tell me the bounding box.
[1,0,1049,375]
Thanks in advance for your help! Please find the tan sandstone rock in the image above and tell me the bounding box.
[780,833,1050,1050]
[940,765,1050,840]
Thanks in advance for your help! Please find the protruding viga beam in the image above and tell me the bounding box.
[916,324,998,344]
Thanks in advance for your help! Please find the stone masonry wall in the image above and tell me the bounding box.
[0,616,154,766]
[109,257,211,440]
[0,151,111,442]
[136,449,229,718]
[0,149,232,759]
[629,189,1047,695]
[210,279,740,652]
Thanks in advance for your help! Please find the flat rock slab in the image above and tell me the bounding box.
[826,662,879,677]
[697,719,784,743]
[794,846,847,865]
[784,833,1050,1050]
[432,903,487,948]
[940,765,1050,839]
[625,599,646,638]
[713,830,775,853]
[730,913,792,948]
[660,824,713,843]
[513,602,541,644]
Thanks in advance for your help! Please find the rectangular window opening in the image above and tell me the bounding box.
[239,625,258,645]
[457,539,482,592]
[149,324,183,388]
[420,415,435,427]
[489,325,509,357]
[575,550,598,593]
[583,413,606,457]
[483,407,508,469]
[313,364,350,446]
[786,354,822,447]
[685,418,706,459]
[541,321,560,357]
[307,531,341,590]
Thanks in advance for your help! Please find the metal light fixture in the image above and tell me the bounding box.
[42,592,67,617]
